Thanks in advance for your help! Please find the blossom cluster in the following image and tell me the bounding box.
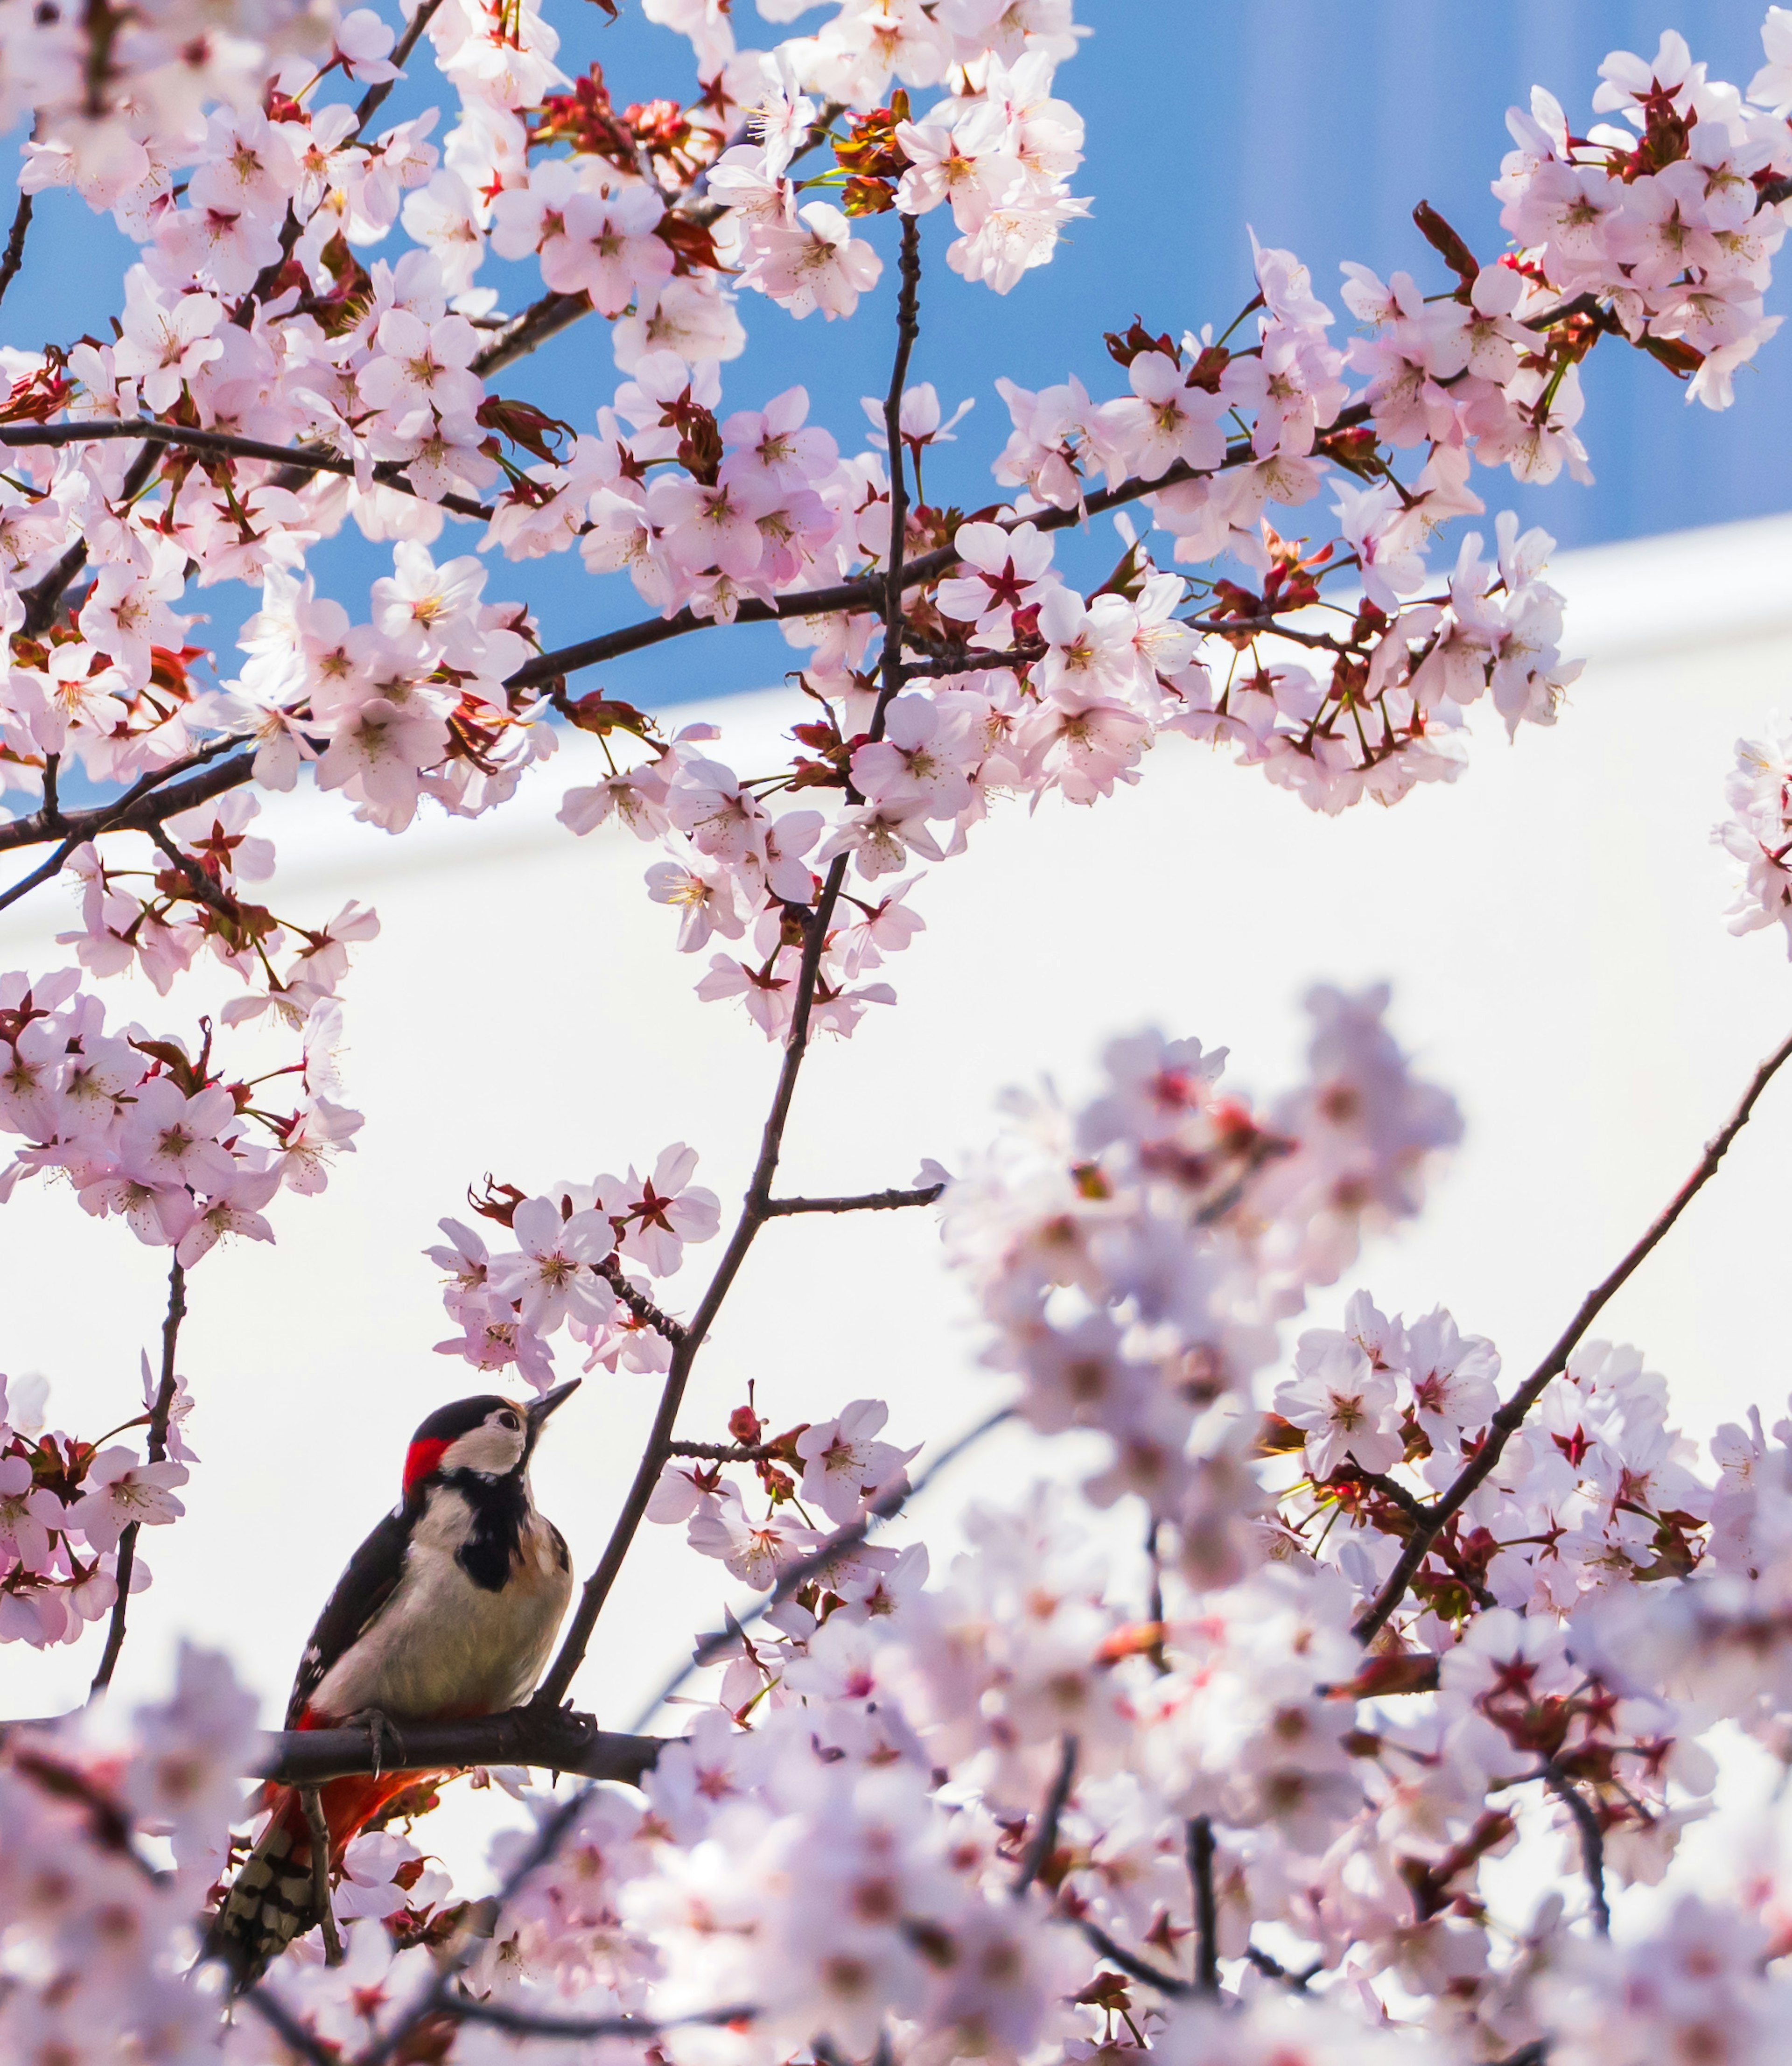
[0,1367,190,1647]
[1717,711,1792,950]
[428,1144,720,1387]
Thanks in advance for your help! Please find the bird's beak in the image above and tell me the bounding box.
[527,1379,581,1433]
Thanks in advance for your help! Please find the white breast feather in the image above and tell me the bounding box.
[309,1488,572,1723]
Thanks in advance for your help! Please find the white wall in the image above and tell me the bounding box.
[4,512,1792,1879]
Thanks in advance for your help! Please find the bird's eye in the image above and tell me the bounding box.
[498,1411,520,1431]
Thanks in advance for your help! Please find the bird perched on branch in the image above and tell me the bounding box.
[207,1381,581,1984]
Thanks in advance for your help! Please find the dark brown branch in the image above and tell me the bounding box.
[1541,1762,1610,1935]
[0,192,33,312]
[300,1786,345,1965]
[874,213,924,737]
[0,420,493,521]
[1012,1733,1078,1897]
[533,852,856,1710]
[1243,1944,1321,1991]
[471,289,595,379]
[448,1999,757,2041]
[1073,1919,1191,1999]
[147,824,236,915]
[89,1258,185,1697]
[667,1439,783,1461]
[596,1256,689,1344]
[763,1183,944,1216]
[1186,1815,1219,1992]
[255,1708,665,1786]
[1353,1022,1792,1644]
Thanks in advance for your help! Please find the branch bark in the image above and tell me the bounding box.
[1353,1023,1792,1644]
[255,1708,665,1786]
[89,1259,187,1698]
[0,192,34,312]
[763,1184,945,1216]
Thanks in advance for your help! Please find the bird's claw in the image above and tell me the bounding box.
[346,1707,406,1779]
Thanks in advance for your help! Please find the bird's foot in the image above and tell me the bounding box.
[344,1707,406,1779]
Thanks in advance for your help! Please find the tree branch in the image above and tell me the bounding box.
[595,1256,689,1345]
[763,1183,944,1216]
[1073,1919,1191,1999]
[253,1707,665,1786]
[0,191,33,312]
[1541,1762,1610,1935]
[447,1998,758,2041]
[1352,1022,1792,1643]
[1186,1814,1219,1992]
[0,419,493,521]
[89,1258,186,1698]
[1011,1733,1078,1898]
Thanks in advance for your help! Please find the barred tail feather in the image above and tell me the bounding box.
[205,1788,320,1989]
[206,1769,435,1989]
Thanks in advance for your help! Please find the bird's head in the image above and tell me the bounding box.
[401,1380,581,1497]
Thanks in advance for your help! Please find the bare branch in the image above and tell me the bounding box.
[668,1439,784,1461]
[89,1259,186,1698]
[299,1787,345,1965]
[1186,1815,1219,1992]
[1541,1762,1610,1935]
[763,1184,945,1216]
[1353,1022,1792,1644]
[1011,1734,1078,1898]
[255,1709,665,1786]
[471,289,595,378]
[450,1997,758,2041]
[1073,1919,1192,1999]
[0,192,33,312]
[596,1256,689,1345]
[0,420,494,521]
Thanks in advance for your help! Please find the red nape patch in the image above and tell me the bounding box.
[403,1436,451,1497]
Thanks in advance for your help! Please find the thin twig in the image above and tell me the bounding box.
[299,1787,346,1965]
[1186,1815,1219,1992]
[667,1439,784,1461]
[0,420,493,520]
[1073,1919,1191,1998]
[874,212,924,739]
[1011,1734,1078,1897]
[0,191,33,311]
[448,1998,757,2040]
[1541,1762,1610,1935]
[532,854,855,1711]
[1353,1024,1792,1643]
[147,825,236,915]
[89,1259,186,1697]
[763,1184,945,1216]
[1243,1943,1320,1991]
[595,1256,688,1344]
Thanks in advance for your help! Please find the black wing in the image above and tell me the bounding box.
[285,1504,413,1727]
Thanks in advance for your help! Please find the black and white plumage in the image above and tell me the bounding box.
[207,1381,580,1984]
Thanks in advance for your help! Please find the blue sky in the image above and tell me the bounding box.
[5,0,1787,718]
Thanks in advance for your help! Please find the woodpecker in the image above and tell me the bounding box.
[208,1381,580,1983]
